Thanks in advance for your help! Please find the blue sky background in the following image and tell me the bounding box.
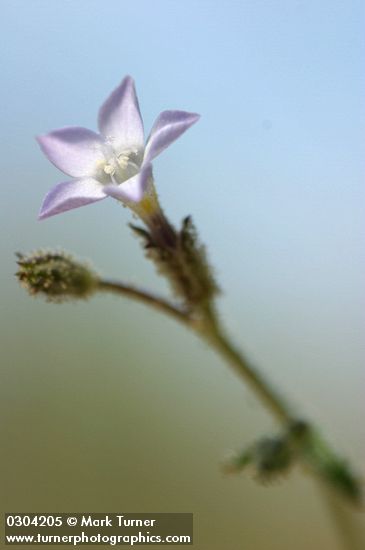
[1,1,364,548]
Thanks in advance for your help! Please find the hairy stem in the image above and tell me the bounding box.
[99,279,292,424]
[98,279,189,325]
[98,280,293,425]
[97,276,362,550]
[197,310,293,425]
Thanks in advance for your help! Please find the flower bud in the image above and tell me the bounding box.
[16,250,98,302]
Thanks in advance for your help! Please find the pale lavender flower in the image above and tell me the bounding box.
[37,76,200,220]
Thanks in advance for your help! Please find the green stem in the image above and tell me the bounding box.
[97,277,362,550]
[98,279,188,325]
[99,279,292,425]
[321,485,365,550]
[197,310,293,425]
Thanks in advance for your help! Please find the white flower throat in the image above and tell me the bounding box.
[102,147,142,184]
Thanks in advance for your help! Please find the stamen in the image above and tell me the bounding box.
[102,148,141,184]
[117,154,129,169]
[103,163,115,175]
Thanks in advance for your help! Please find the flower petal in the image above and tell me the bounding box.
[98,75,144,153]
[143,110,200,164]
[38,178,107,220]
[104,163,153,204]
[36,127,106,178]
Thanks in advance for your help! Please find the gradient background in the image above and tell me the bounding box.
[1,1,364,548]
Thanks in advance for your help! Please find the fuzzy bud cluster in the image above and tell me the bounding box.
[226,420,361,503]
[16,251,98,302]
[131,215,219,311]
[226,421,309,481]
